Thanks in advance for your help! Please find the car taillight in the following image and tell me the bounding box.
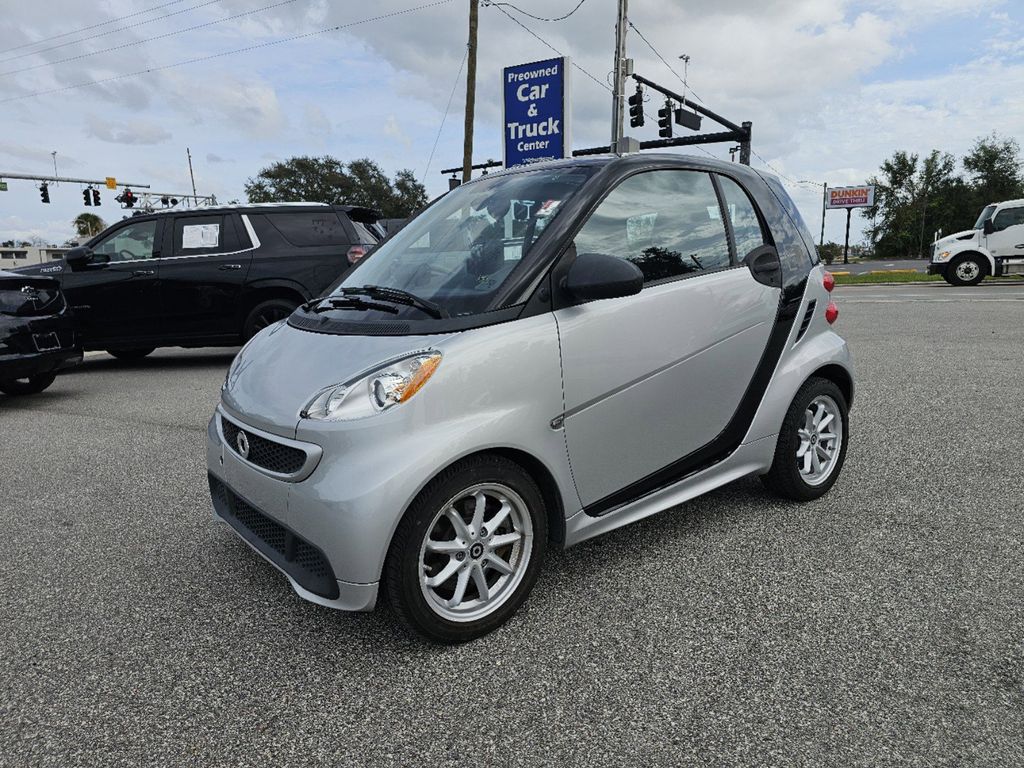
[347,246,366,265]
[823,271,835,292]
[825,302,839,324]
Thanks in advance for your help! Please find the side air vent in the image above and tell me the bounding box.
[795,299,817,343]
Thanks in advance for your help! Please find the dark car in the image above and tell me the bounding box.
[0,270,82,395]
[14,203,382,359]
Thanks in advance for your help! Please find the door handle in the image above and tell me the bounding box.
[132,269,155,277]
[219,263,242,271]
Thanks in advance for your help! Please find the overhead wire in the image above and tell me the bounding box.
[0,0,192,56]
[0,0,223,64]
[0,1,453,105]
[626,19,706,105]
[483,0,588,23]
[421,46,468,182]
[0,0,302,77]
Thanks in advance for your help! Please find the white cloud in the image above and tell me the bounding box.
[85,114,172,145]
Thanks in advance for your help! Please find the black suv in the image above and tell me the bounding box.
[0,269,81,395]
[15,203,382,358]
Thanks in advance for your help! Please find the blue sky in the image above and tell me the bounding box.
[1,0,1022,247]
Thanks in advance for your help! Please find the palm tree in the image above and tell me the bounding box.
[72,213,107,239]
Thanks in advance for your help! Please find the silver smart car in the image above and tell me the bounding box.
[208,153,852,643]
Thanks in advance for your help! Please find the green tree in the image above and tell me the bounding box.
[963,132,1024,207]
[72,213,107,238]
[244,155,427,218]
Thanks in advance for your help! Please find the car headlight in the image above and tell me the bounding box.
[935,250,952,262]
[301,351,443,421]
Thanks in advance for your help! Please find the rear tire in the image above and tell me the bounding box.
[242,299,297,341]
[761,377,849,501]
[107,348,155,361]
[0,372,57,395]
[384,454,547,644]
[947,254,985,286]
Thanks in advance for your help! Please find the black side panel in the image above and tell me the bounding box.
[584,277,807,517]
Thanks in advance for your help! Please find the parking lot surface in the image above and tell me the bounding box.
[2,284,1023,767]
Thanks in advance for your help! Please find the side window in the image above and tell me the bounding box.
[573,170,731,284]
[992,207,1024,232]
[266,212,350,247]
[92,220,158,262]
[717,175,768,260]
[175,216,225,256]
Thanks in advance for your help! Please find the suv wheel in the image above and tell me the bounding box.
[0,373,57,395]
[385,455,547,644]
[947,254,985,286]
[243,299,297,341]
[107,348,155,361]
[761,377,849,501]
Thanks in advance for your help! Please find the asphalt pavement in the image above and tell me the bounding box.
[2,283,1022,767]
[826,258,927,275]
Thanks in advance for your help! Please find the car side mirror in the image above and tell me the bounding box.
[562,252,643,302]
[64,246,94,269]
[983,219,995,235]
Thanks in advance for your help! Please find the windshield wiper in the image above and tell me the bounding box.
[306,296,399,315]
[341,284,448,319]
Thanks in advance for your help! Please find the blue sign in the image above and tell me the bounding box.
[502,56,572,168]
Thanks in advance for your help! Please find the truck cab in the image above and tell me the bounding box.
[929,199,1024,285]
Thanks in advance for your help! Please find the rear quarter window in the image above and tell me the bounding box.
[266,211,352,247]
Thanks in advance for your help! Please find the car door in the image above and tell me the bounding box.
[554,169,781,513]
[61,217,163,347]
[158,213,254,338]
[986,205,1024,259]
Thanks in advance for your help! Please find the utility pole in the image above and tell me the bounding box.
[819,183,827,247]
[609,0,628,152]
[462,0,479,184]
[187,147,197,198]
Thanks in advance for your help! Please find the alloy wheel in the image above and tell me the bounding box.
[418,483,533,623]
[796,394,843,486]
[955,260,980,282]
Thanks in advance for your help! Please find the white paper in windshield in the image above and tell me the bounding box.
[182,223,220,249]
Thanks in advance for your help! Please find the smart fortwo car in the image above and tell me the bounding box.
[208,153,853,643]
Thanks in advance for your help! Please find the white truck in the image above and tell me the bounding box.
[929,199,1024,285]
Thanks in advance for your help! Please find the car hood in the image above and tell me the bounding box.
[221,320,452,437]
[6,261,67,278]
[0,268,59,287]
[934,229,978,248]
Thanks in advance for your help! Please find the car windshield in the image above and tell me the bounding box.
[974,204,997,230]
[332,166,595,318]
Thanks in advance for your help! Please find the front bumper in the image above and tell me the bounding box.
[927,262,947,276]
[206,410,380,612]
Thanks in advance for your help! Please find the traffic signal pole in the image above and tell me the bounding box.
[0,172,149,190]
[609,0,628,152]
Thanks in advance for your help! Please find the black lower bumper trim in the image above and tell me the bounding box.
[208,474,339,600]
[0,348,82,380]
[927,263,946,276]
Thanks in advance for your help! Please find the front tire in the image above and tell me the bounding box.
[761,377,849,501]
[947,255,985,286]
[242,299,298,341]
[384,455,548,644]
[0,372,57,395]
[107,348,155,361]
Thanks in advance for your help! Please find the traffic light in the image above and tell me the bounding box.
[39,183,50,204]
[83,188,92,206]
[628,86,644,128]
[116,188,136,208]
[657,100,673,139]
[92,188,101,206]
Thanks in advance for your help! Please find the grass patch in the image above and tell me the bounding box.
[831,271,943,285]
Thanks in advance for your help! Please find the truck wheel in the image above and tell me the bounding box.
[107,348,155,361]
[242,299,297,341]
[0,373,57,395]
[947,255,985,286]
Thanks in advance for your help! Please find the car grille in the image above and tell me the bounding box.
[220,416,306,475]
[209,475,339,599]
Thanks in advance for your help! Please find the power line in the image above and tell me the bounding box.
[0,1,453,104]
[0,0,192,57]
[0,0,301,77]
[422,46,468,182]
[626,19,705,105]
[0,0,222,65]
[484,0,588,23]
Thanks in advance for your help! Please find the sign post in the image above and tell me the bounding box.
[502,57,571,168]
[825,185,876,264]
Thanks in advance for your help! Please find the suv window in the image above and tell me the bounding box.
[174,215,232,255]
[717,175,767,260]
[93,220,158,262]
[351,220,381,246]
[573,170,731,284]
[992,206,1024,231]
[267,211,351,247]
